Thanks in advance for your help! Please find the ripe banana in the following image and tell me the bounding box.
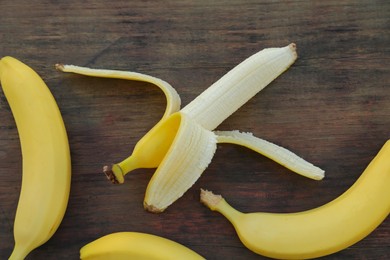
[180,43,298,130]
[57,43,324,212]
[79,232,205,260]
[201,140,390,259]
[0,57,71,259]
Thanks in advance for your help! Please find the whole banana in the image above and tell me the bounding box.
[201,140,390,259]
[79,232,205,260]
[58,44,324,213]
[0,57,71,259]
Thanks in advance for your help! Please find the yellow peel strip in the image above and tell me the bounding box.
[214,130,324,180]
[56,64,181,119]
[144,112,217,212]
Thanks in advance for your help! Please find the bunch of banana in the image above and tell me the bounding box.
[57,43,324,212]
[201,140,390,259]
[0,57,71,259]
[79,232,204,259]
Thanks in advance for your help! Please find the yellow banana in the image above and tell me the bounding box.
[58,43,324,212]
[201,140,390,259]
[79,232,205,260]
[0,57,71,259]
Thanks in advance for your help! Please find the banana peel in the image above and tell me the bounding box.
[57,43,324,212]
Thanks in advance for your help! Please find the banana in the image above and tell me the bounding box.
[57,43,324,212]
[200,140,390,259]
[181,43,297,130]
[0,57,71,259]
[79,232,205,260]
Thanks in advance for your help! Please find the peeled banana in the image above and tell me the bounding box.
[58,43,324,212]
[201,140,390,259]
[0,56,71,259]
[79,232,205,260]
[181,43,298,130]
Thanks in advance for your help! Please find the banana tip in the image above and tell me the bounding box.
[288,43,297,59]
[103,165,120,184]
[200,189,223,210]
[144,202,165,213]
[55,63,64,71]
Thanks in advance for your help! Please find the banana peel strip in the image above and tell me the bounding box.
[144,112,217,212]
[215,130,324,180]
[55,64,181,120]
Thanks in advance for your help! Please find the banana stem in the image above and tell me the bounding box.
[200,189,242,223]
[103,164,123,184]
[103,161,133,184]
[104,152,157,184]
[9,245,29,260]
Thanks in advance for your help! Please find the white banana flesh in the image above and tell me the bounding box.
[0,56,71,259]
[57,43,324,213]
[181,43,297,130]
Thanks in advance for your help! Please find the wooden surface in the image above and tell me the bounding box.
[0,0,389,259]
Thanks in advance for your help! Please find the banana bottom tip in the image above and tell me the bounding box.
[143,201,165,213]
[103,165,120,184]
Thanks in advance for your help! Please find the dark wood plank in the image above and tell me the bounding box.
[0,0,389,259]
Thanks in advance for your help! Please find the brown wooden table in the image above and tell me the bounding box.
[1,1,389,259]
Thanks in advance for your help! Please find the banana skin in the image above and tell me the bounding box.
[201,140,390,259]
[80,232,205,260]
[58,44,324,213]
[0,57,71,259]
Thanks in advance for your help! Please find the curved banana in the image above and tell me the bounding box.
[201,140,390,259]
[79,232,205,260]
[58,44,324,212]
[0,57,71,259]
[181,43,297,130]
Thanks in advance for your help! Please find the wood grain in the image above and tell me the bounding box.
[0,0,389,259]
